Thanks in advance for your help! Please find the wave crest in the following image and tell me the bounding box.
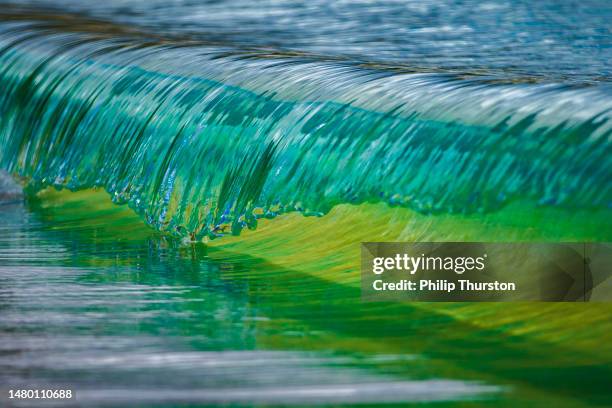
[0,20,611,239]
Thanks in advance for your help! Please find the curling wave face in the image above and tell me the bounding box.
[0,7,611,241]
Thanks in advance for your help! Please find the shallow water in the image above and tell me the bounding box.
[0,183,611,407]
[0,190,501,406]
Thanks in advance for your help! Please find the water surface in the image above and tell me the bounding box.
[0,1,611,406]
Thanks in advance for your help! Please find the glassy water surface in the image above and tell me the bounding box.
[0,189,502,406]
[1,179,611,407]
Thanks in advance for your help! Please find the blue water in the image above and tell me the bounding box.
[4,0,611,83]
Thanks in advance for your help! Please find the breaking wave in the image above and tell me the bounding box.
[0,14,610,239]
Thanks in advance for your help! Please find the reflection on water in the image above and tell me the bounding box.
[0,194,500,406]
[0,181,611,407]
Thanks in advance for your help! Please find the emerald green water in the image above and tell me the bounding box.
[0,186,610,407]
[0,13,610,241]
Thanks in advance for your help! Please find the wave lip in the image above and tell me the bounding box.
[0,18,610,239]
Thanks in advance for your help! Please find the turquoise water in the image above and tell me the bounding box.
[1,187,611,407]
[0,190,504,406]
[0,1,611,406]
[0,13,610,238]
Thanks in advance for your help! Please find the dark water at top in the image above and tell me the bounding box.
[4,0,612,83]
